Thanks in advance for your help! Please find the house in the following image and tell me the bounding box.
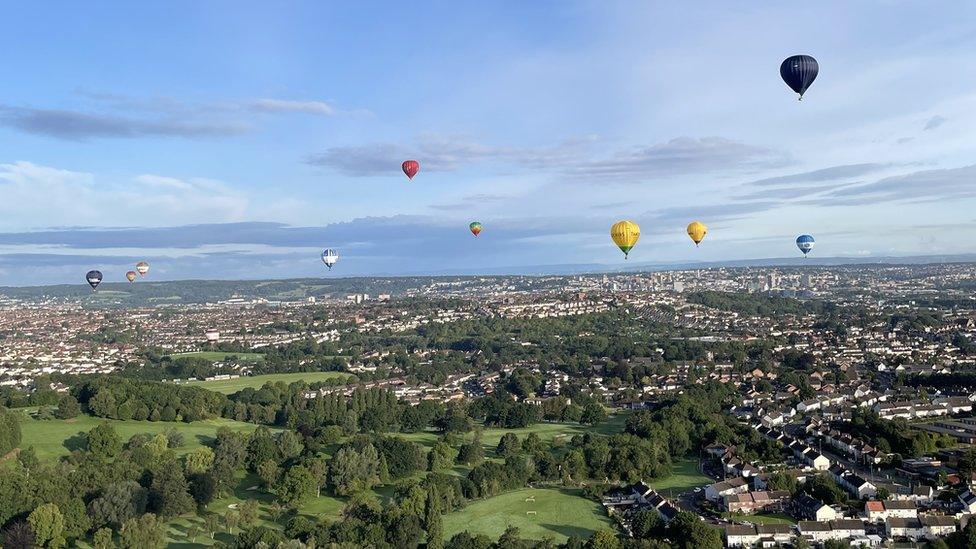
[830,519,867,539]
[886,517,925,539]
[864,499,917,521]
[920,515,956,538]
[960,490,976,514]
[705,477,749,502]
[723,490,791,514]
[723,525,759,547]
[756,524,791,545]
[798,520,832,543]
[792,493,838,521]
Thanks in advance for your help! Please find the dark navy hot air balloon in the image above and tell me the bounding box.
[86,270,103,292]
[796,235,815,257]
[780,55,819,100]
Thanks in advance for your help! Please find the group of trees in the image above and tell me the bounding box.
[73,377,226,423]
[843,408,954,458]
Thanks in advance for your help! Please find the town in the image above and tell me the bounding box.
[2,263,976,547]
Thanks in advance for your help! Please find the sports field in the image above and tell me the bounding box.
[443,488,612,542]
[16,412,266,461]
[185,371,352,394]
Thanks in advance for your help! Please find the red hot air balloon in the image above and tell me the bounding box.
[402,160,420,180]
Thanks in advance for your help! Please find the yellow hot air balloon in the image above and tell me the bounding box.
[125,271,137,282]
[610,220,640,259]
[687,221,707,246]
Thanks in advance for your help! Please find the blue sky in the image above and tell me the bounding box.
[1,1,975,284]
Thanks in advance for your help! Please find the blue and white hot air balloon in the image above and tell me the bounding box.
[321,249,339,270]
[796,235,815,256]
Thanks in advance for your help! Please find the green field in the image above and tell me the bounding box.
[443,488,613,542]
[399,413,629,452]
[168,351,266,362]
[185,371,352,394]
[647,459,710,496]
[724,512,796,525]
[16,412,266,461]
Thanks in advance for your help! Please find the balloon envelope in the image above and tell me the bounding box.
[781,55,819,99]
[86,270,103,291]
[135,261,149,276]
[687,221,707,246]
[125,271,137,282]
[610,220,640,258]
[469,222,482,236]
[796,234,816,255]
[321,249,339,270]
[402,160,420,180]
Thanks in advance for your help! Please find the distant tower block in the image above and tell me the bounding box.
[205,329,220,347]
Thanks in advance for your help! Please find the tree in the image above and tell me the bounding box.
[204,513,220,540]
[588,530,622,549]
[258,459,281,489]
[580,403,608,425]
[2,521,35,549]
[88,481,148,530]
[54,395,80,419]
[189,472,217,507]
[18,445,38,475]
[185,525,200,543]
[631,510,663,539]
[119,513,165,549]
[0,407,22,456]
[279,465,316,505]
[184,447,215,475]
[426,485,444,549]
[224,510,239,535]
[148,459,194,518]
[28,503,66,549]
[86,422,122,459]
[92,527,115,549]
[429,441,459,471]
[497,433,521,458]
[239,499,260,529]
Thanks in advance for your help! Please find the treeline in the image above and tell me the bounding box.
[73,377,227,422]
[687,290,835,317]
[841,409,954,458]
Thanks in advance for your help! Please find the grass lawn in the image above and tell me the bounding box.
[16,412,266,461]
[443,488,612,542]
[185,371,352,394]
[724,512,796,525]
[647,458,711,496]
[167,351,266,362]
[399,413,629,453]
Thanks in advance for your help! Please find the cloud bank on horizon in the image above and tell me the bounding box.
[0,2,974,285]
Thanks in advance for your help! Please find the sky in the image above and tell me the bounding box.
[1,1,975,285]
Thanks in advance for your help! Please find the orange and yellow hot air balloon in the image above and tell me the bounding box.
[610,220,640,259]
[687,221,707,246]
[125,271,137,282]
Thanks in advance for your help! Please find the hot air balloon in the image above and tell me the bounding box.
[796,234,816,256]
[321,249,339,270]
[780,55,819,100]
[610,220,640,259]
[135,261,149,277]
[687,221,707,246]
[402,160,420,180]
[125,271,137,282]
[86,270,103,292]
[469,222,482,236]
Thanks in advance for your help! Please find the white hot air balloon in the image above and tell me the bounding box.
[321,249,339,270]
